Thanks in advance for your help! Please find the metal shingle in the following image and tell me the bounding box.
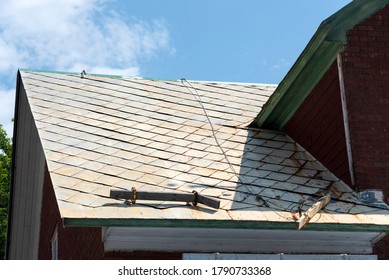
[20,70,389,229]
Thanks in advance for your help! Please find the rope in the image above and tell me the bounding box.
[180,78,268,207]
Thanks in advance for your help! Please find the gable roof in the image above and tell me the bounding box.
[253,0,389,130]
[16,69,389,231]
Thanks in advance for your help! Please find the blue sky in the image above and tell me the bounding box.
[0,0,352,136]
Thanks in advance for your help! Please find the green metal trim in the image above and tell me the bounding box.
[266,42,341,129]
[20,68,125,79]
[324,0,389,42]
[142,76,182,82]
[253,28,328,128]
[253,0,389,130]
[253,27,341,129]
[20,68,81,76]
[19,68,180,82]
[63,217,389,233]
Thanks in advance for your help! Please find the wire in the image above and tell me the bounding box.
[180,78,269,207]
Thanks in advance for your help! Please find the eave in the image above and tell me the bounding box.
[103,227,384,255]
[64,217,389,233]
[253,0,389,130]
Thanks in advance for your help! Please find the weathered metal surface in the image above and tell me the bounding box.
[19,69,389,229]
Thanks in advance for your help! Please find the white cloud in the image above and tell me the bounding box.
[0,0,172,137]
[0,89,15,137]
[270,58,290,71]
[0,0,171,73]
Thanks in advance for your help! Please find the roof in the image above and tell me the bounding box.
[253,0,389,130]
[18,69,389,231]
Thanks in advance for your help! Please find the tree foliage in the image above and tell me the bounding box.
[0,124,12,259]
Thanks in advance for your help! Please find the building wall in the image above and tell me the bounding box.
[341,4,389,260]
[285,62,351,185]
[373,235,389,260]
[38,166,105,259]
[341,5,389,204]
[8,79,46,259]
[39,166,184,260]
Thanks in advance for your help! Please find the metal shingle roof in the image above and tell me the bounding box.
[20,70,389,230]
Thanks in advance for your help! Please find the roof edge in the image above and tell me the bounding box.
[19,68,277,86]
[19,68,125,79]
[253,0,389,130]
[251,27,339,129]
[63,217,389,233]
[324,0,389,42]
[5,70,22,259]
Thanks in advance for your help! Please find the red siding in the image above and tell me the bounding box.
[342,5,389,204]
[38,166,105,259]
[285,62,351,185]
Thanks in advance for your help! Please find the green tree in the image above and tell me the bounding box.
[0,124,12,259]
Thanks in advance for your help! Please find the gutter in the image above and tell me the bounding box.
[63,217,389,233]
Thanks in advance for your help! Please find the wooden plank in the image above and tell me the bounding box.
[198,195,220,209]
[110,189,220,209]
[137,192,193,203]
[337,53,356,186]
[296,194,331,230]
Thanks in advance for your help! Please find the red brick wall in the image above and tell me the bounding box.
[37,167,58,259]
[374,235,389,260]
[342,5,389,204]
[38,166,105,259]
[285,62,351,185]
[341,5,389,260]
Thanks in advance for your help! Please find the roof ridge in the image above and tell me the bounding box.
[19,68,126,79]
[19,68,278,86]
[183,79,278,87]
